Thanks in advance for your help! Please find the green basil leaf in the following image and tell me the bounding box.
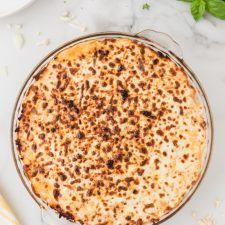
[191,0,206,21]
[205,0,225,19]
[142,3,150,10]
[178,0,193,2]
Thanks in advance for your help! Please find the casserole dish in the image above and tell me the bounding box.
[11,30,213,225]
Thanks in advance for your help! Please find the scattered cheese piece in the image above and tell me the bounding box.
[7,23,23,30]
[62,10,70,17]
[7,23,25,49]
[14,24,23,30]
[198,215,216,225]
[69,20,86,32]
[37,38,50,47]
[60,11,86,32]
[60,10,74,22]
[214,199,221,209]
[0,66,8,76]
[13,33,24,49]
[192,211,198,219]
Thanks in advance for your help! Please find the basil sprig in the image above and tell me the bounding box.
[191,0,206,20]
[206,0,225,19]
[179,0,225,20]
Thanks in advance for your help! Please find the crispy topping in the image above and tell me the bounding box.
[117,64,125,72]
[142,110,151,117]
[53,189,60,200]
[58,172,67,181]
[38,133,45,140]
[76,132,84,139]
[157,51,167,58]
[120,90,129,100]
[156,130,164,136]
[153,58,159,65]
[16,38,206,225]
[106,159,114,169]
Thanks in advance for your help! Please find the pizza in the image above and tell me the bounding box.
[15,38,207,225]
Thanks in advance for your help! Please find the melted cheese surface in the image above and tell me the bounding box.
[16,38,207,225]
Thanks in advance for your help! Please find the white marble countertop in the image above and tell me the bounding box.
[0,0,225,224]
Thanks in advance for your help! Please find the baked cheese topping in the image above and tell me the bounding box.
[15,38,207,225]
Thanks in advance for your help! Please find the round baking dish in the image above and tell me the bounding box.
[11,30,213,225]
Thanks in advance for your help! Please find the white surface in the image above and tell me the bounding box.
[0,0,225,225]
[0,0,35,18]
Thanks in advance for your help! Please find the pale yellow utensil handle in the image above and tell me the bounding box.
[0,195,21,225]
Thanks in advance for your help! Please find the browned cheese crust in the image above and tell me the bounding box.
[16,38,207,225]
